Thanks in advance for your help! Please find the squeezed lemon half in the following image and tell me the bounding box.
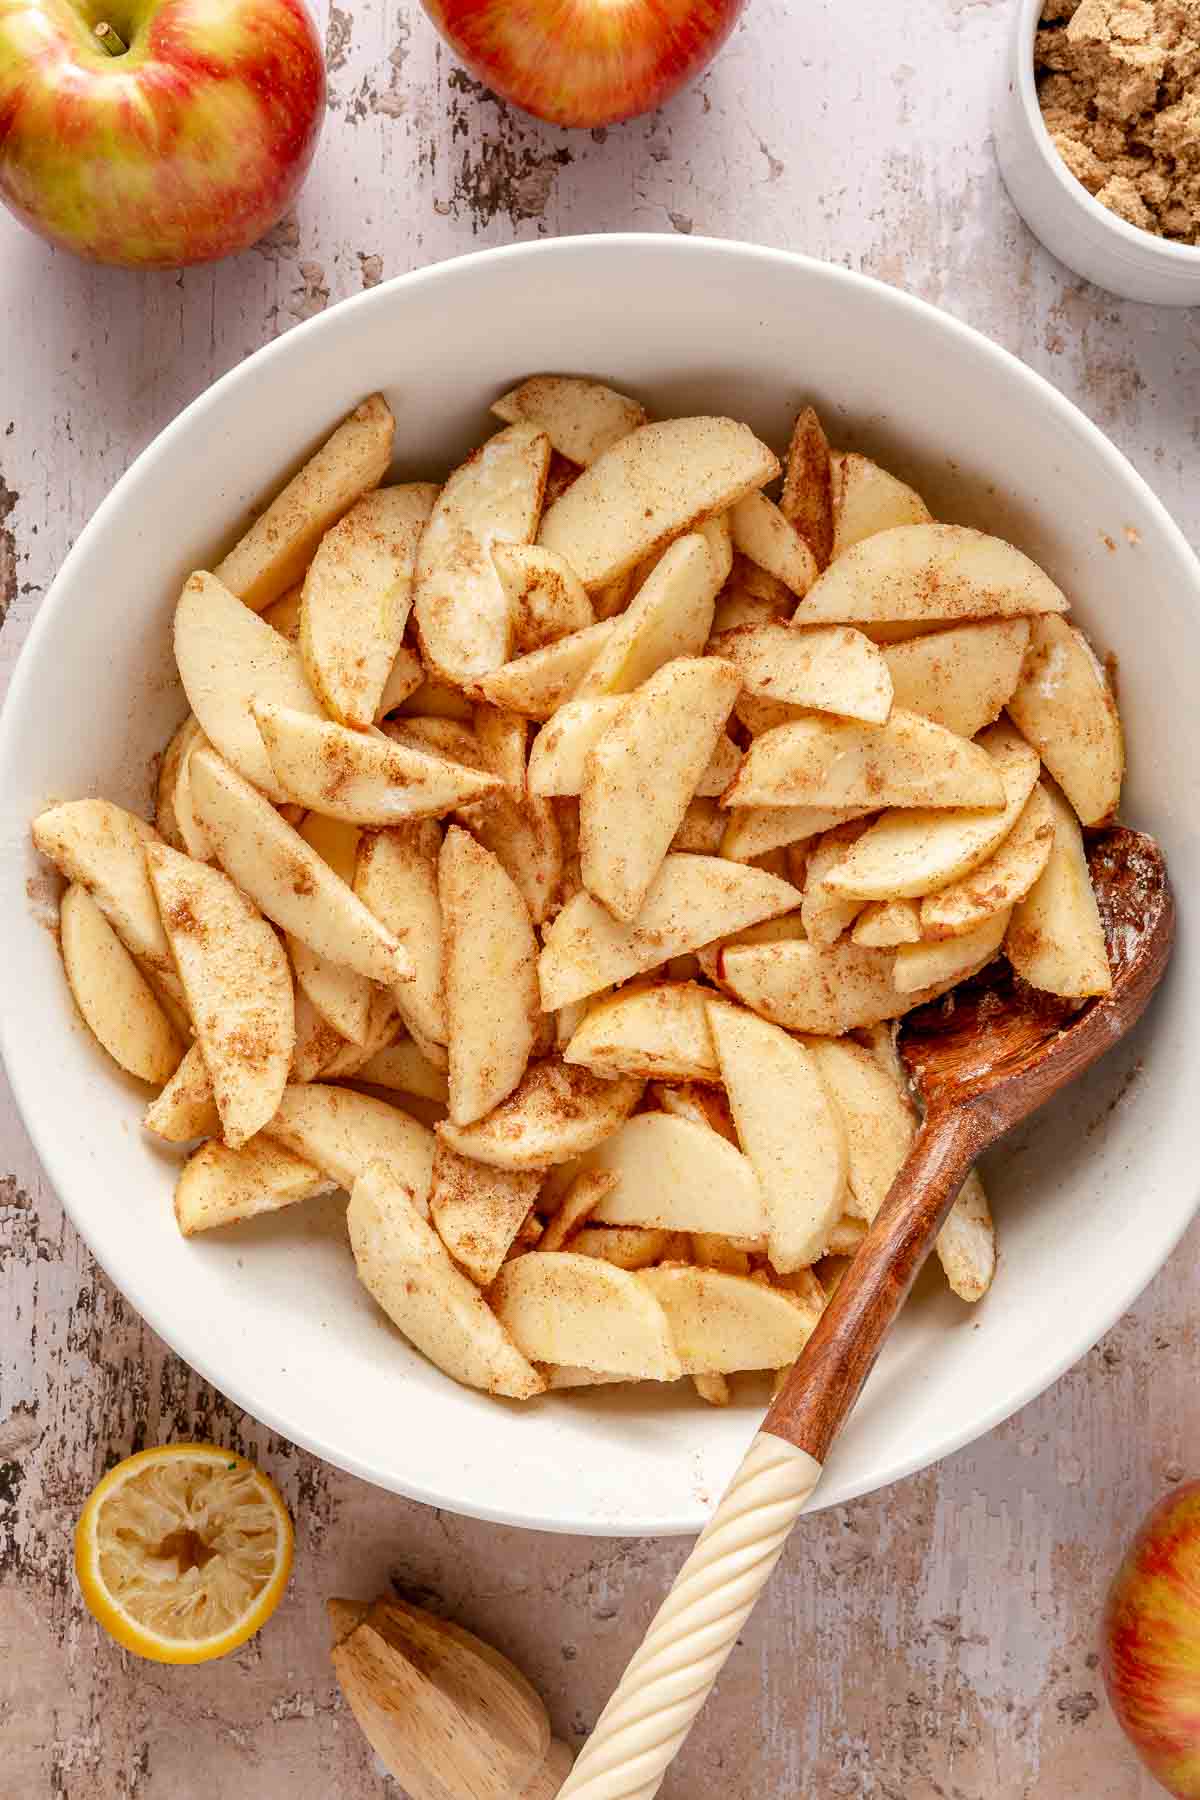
[75,1443,293,1664]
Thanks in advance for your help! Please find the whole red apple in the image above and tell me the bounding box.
[1103,1482,1200,1796]
[421,0,745,129]
[0,0,324,268]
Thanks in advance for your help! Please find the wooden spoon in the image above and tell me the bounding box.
[557,826,1174,1800]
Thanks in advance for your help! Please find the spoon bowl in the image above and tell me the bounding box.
[901,827,1175,1122]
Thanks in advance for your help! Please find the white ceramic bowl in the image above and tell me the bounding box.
[1,235,1196,1537]
[995,0,1200,305]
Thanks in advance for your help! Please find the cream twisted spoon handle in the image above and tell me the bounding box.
[556,1110,978,1800]
[559,829,1174,1800]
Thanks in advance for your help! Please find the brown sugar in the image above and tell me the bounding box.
[1035,1,1200,243]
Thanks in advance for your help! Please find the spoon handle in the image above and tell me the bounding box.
[556,1105,983,1800]
[765,1102,984,1461]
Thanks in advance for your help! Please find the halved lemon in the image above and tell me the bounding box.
[75,1443,293,1664]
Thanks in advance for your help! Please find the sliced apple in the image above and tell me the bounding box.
[348,1161,543,1399]
[470,619,618,719]
[437,1060,643,1170]
[893,908,1010,995]
[718,937,917,1034]
[144,1040,220,1142]
[638,1265,819,1373]
[882,619,1030,738]
[935,1169,995,1302]
[570,1225,685,1270]
[214,393,395,611]
[466,707,522,798]
[146,842,293,1148]
[291,988,350,1084]
[439,827,539,1127]
[492,375,646,466]
[539,1170,618,1254]
[707,1001,847,1270]
[299,482,437,729]
[286,937,371,1047]
[173,729,217,863]
[921,784,1055,939]
[723,709,1006,811]
[800,821,871,946]
[261,585,304,641]
[1005,782,1112,998]
[824,1214,868,1256]
[528,698,626,797]
[700,513,735,586]
[460,787,562,929]
[317,985,404,1078]
[33,800,175,985]
[173,571,324,801]
[693,730,739,795]
[377,646,425,719]
[851,897,923,947]
[580,1112,766,1237]
[573,533,726,699]
[353,823,446,1047]
[530,703,734,811]
[413,423,551,684]
[539,853,801,1010]
[831,452,931,558]
[711,621,892,725]
[384,715,485,769]
[694,911,807,985]
[780,405,834,569]
[188,749,413,990]
[820,724,1040,902]
[710,553,793,636]
[806,1036,915,1221]
[732,691,809,737]
[155,715,199,851]
[720,803,865,864]
[672,798,725,854]
[354,1036,450,1104]
[581,656,740,922]
[490,1252,681,1380]
[691,1234,752,1276]
[175,1137,334,1237]
[539,416,779,591]
[730,491,819,597]
[428,1141,543,1287]
[650,1080,740,1144]
[564,982,718,1081]
[59,882,183,1085]
[797,523,1069,627]
[1006,615,1123,825]
[269,820,368,1043]
[396,674,477,722]
[491,542,594,654]
[252,701,502,825]
[265,1082,435,1207]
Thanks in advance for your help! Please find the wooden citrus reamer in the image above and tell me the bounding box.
[558,827,1174,1800]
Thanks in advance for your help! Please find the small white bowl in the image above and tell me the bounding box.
[1,235,1198,1536]
[995,0,1200,305]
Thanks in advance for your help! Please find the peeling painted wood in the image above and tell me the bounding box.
[1,1,1197,1793]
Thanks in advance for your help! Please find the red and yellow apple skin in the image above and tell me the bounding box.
[421,0,745,129]
[1103,1483,1200,1797]
[0,0,324,267]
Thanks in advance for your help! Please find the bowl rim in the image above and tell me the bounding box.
[1013,0,1200,267]
[3,231,1198,1533]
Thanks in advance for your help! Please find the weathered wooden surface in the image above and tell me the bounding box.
[2,1,1198,1793]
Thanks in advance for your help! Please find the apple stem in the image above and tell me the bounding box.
[93,19,127,54]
